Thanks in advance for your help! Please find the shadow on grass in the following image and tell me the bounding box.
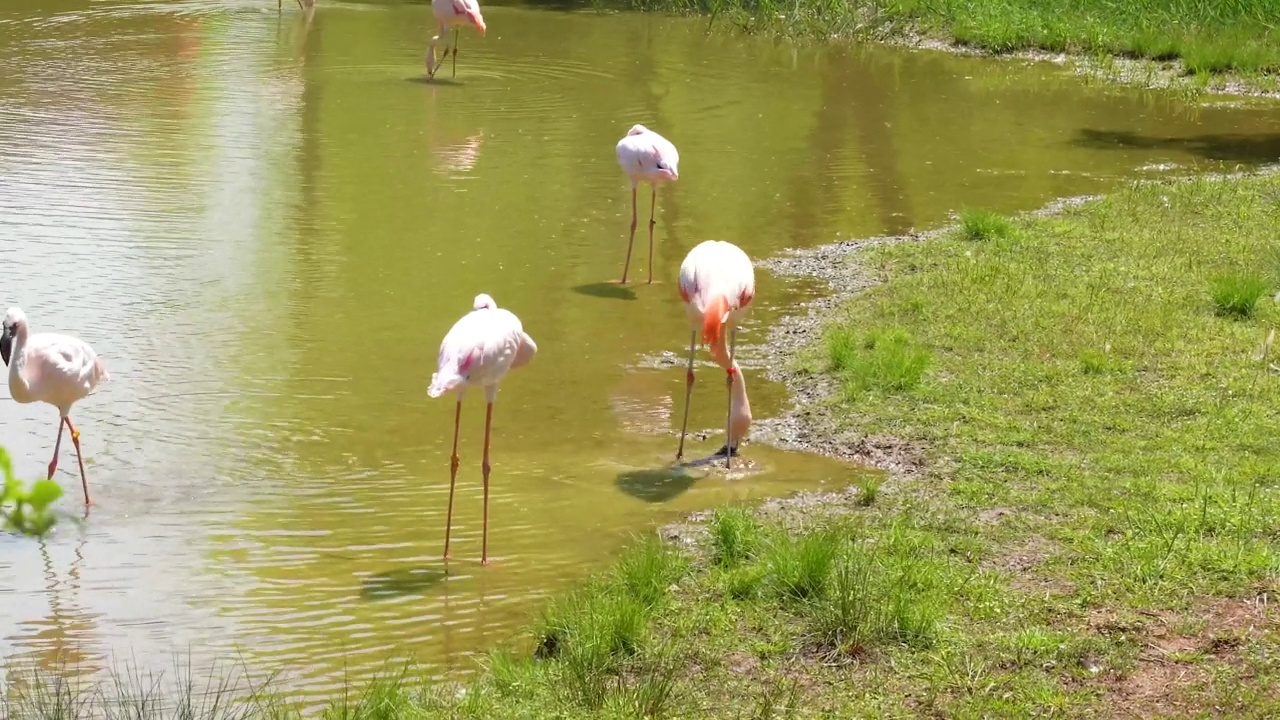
[361,566,448,600]
[1075,129,1280,164]
[572,282,637,301]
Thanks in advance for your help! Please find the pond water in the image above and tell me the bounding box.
[1,0,1278,704]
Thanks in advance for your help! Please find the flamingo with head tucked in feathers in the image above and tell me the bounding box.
[427,0,486,80]
[1,307,109,506]
[428,294,536,565]
[615,125,679,284]
[676,241,755,469]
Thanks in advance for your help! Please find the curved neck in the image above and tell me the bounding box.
[728,363,752,448]
[7,325,30,399]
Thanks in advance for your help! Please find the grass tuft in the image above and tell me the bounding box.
[826,327,931,395]
[959,208,1015,241]
[766,528,841,601]
[709,507,762,567]
[1210,270,1270,319]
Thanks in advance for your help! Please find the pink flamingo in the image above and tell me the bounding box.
[1,308,109,506]
[427,0,486,80]
[676,241,755,469]
[615,124,679,284]
[428,293,537,565]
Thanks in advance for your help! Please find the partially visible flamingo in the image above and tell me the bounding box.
[676,241,755,469]
[1,308,109,506]
[428,293,537,565]
[615,125,679,284]
[427,0,487,80]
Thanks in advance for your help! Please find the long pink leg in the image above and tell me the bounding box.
[64,416,90,506]
[621,185,637,284]
[480,402,494,566]
[675,331,697,460]
[647,186,657,284]
[47,415,66,481]
[443,399,462,560]
[451,28,459,78]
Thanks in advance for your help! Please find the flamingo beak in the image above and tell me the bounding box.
[1,325,11,366]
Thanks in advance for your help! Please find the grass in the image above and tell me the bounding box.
[606,0,1280,78]
[959,208,1015,242]
[12,172,1280,716]
[1211,270,1272,318]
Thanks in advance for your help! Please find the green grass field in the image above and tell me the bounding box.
[615,0,1280,76]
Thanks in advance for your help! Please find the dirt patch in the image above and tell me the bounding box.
[1089,595,1280,716]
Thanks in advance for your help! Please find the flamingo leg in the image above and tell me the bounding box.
[451,28,459,78]
[442,399,462,560]
[647,186,657,284]
[47,415,66,481]
[621,185,637,284]
[63,416,90,506]
[723,330,738,470]
[480,401,494,566]
[675,330,697,461]
[428,24,446,79]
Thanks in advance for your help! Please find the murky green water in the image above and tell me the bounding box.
[1,0,1279,703]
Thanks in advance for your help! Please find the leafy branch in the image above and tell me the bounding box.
[0,446,62,536]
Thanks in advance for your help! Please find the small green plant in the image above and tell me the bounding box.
[959,208,1015,241]
[0,447,63,537]
[826,327,931,395]
[613,535,685,608]
[709,507,761,567]
[723,565,767,600]
[767,529,841,601]
[855,476,881,507]
[1210,270,1270,319]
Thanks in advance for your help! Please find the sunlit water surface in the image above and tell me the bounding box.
[1,0,1279,703]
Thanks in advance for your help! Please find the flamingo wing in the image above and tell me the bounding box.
[24,333,105,397]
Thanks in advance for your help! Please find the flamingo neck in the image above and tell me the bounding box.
[728,364,752,449]
[7,326,31,402]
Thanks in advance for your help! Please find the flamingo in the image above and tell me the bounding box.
[615,125,679,284]
[427,0,486,80]
[428,293,537,565]
[1,308,109,506]
[675,241,755,469]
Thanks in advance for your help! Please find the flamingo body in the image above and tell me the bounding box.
[673,242,755,466]
[1,307,108,505]
[428,294,535,566]
[429,294,535,403]
[615,124,679,284]
[427,0,486,79]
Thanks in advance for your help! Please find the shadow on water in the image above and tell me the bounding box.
[615,467,696,503]
[405,76,465,87]
[1075,129,1280,164]
[571,282,637,301]
[360,566,448,601]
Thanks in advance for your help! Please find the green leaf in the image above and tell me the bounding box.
[26,480,63,512]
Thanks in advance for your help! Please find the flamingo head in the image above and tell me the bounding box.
[654,155,678,182]
[473,293,497,310]
[1,307,25,366]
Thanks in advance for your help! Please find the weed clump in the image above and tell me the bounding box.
[1210,270,1270,319]
[709,507,762,567]
[826,327,931,395]
[959,208,1016,241]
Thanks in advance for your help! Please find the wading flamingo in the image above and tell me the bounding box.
[428,294,537,565]
[676,241,754,469]
[615,125,679,284]
[427,0,486,80]
[1,308,109,506]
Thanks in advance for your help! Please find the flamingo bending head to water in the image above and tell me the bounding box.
[427,0,486,80]
[676,241,755,469]
[615,125,679,284]
[1,308,109,506]
[428,294,536,565]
